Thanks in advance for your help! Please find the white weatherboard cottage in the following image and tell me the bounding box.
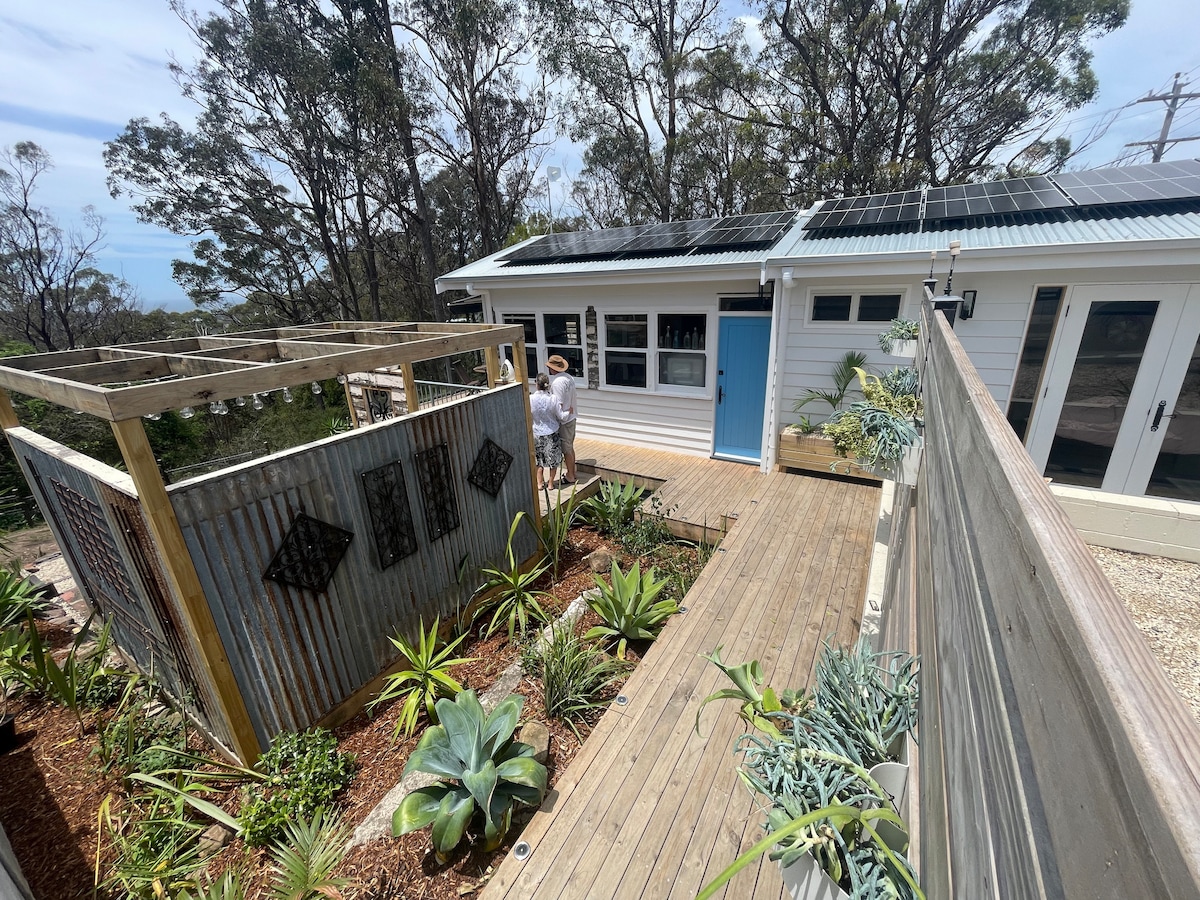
[437,161,1200,506]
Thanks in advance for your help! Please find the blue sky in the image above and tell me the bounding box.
[1,0,1198,314]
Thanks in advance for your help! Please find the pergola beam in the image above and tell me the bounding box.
[0,322,525,421]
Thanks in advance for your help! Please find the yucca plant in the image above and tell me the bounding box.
[367,618,476,739]
[476,513,551,641]
[580,479,645,535]
[526,624,630,739]
[11,612,119,734]
[535,487,581,582]
[584,561,677,659]
[394,690,547,862]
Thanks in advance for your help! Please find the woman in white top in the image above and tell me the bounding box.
[530,372,569,490]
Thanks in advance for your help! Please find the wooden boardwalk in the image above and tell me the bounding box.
[484,444,881,900]
[575,438,779,543]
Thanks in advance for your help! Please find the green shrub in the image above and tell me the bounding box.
[238,729,355,847]
[93,681,188,776]
[476,512,551,641]
[585,561,677,659]
[877,318,919,354]
[615,492,674,557]
[367,617,476,739]
[394,690,546,862]
[525,625,630,738]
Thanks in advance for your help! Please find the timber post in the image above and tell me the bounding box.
[400,363,419,414]
[513,339,542,528]
[110,416,261,764]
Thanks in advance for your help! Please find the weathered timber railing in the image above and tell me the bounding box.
[879,300,1200,898]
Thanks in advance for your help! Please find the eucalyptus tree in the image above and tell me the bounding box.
[399,0,551,256]
[106,0,444,325]
[744,0,1130,196]
[537,0,726,224]
[0,142,141,352]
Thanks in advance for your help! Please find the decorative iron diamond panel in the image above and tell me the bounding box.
[414,444,460,540]
[361,461,419,569]
[263,513,353,592]
[467,439,513,497]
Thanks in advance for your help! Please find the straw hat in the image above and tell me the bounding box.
[546,354,569,373]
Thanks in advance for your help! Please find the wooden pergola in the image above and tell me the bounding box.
[0,321,531,762]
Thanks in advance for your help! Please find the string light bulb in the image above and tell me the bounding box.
[311,381,323,395]
[180,406,195,419]
[251,394,264,410]
[281,387,293,403]
[234,396,246,407]
[336,373,347,385]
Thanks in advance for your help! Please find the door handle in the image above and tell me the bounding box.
[718,386,724,404]
[1150,400,1176,431]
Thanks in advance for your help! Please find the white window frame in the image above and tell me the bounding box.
[805,287,910,329]
[498,310,588,386]
[599,308,712,398]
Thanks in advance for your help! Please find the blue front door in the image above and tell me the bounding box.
[714,316,771,461]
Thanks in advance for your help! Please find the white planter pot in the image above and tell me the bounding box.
[867,760,911,853]
[887,339,917,359]
[780,852,848,900]
[868,437,923,486]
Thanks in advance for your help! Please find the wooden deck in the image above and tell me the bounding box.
[484,443,881,900]
[575,438,781,543]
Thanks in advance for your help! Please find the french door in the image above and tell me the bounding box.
[1025,284,1200,501]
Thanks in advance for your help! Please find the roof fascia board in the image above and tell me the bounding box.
[438,261,764,292]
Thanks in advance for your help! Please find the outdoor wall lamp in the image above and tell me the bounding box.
[781,267,795,288]
[959,289,978,319]
[944,240,961,295]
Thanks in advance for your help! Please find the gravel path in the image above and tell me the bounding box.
[1090,545,1200,725]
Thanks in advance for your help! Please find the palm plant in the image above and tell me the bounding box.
[367,618,476,739]
[584,561,677,659]
[792,350,870,431]
[476,512,551,641]
[394,690,547,862]
[267,809,352,900]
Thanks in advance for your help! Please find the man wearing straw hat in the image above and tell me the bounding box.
[545,354,577,484]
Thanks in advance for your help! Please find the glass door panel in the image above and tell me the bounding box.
[1043,301,1158,488]
[1146,332,1200,501]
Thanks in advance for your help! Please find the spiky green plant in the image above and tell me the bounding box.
[368,618,476,739]
[584,561,677,659]
[525,624,630,739]
[580,479,645,535]
[535,487,582,581]
[393,690,547,862]
[267,809,352,900]
[792,350,870,424]
[476,512,551,641]
[877,319,919,354]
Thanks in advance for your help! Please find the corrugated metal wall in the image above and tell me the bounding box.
[8,428,228,747]
[167,384,536,746]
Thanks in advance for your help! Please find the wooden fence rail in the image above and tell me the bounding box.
[888,300,1200,898]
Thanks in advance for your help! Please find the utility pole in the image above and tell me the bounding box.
[1126,73,1200,161]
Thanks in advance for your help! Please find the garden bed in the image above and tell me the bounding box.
[0,508,710,900]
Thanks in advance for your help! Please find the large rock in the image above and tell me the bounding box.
[197,823,234,858]
[585,548,613,573]
[518,721,551,765]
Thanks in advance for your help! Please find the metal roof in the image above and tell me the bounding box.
[437,204,1200,288]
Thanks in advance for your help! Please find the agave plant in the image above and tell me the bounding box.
[367,618,476,739]
[584,561,677,659]
[877,319,919,354]
[394,690,547,861]
[695,645,808,741]
[580,479,645,535]
[476,512,551,641]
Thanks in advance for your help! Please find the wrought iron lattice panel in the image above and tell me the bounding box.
[361,461,419,569]
[50,478,136,600]
[414,444,461,540]
[263,513,354,592]
[467,439,513,497]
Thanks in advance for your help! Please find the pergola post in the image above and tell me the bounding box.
[513,339,542,527]
[110,417,261,764]
[0,388,18,429]
[342,378,359,429]
[400,363,419,414]
[484,345,501,389]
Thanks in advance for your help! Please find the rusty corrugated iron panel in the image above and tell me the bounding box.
[167,384,536,744]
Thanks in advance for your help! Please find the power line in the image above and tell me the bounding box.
[1124,73,1200,162]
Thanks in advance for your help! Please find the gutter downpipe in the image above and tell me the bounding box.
[761,262,785,473]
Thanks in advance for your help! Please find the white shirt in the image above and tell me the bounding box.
[530,390,568,436]
[551,372,577,423]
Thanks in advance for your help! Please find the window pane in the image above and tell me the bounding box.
[548,346,584,378]
[544,313,581,346]
[1006,287,1066,441]
[720,293,772,312]
[606,314,647,348]
[1147,331,1200,501]
[857,294,902,322]
[812,295,851,321]
[659,351,706,388]
[658,314,706,350]
[503,314,538,343]
[606,351,647,387]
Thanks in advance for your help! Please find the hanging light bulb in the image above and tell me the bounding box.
[311,381,323,395]
[143,412,162,421]
[180,406,195,419]
[336,373,347,385]
[251,394,264,411]
[211,399,229,415]
[281,386,293,403]
[234,396,246,407]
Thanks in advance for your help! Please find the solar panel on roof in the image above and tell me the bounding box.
[1051,160,1200,207]
[924,176,1070,223]
[803,190,921,230]
[498,210,797,264]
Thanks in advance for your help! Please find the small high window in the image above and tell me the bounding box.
[810,292,902,323]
